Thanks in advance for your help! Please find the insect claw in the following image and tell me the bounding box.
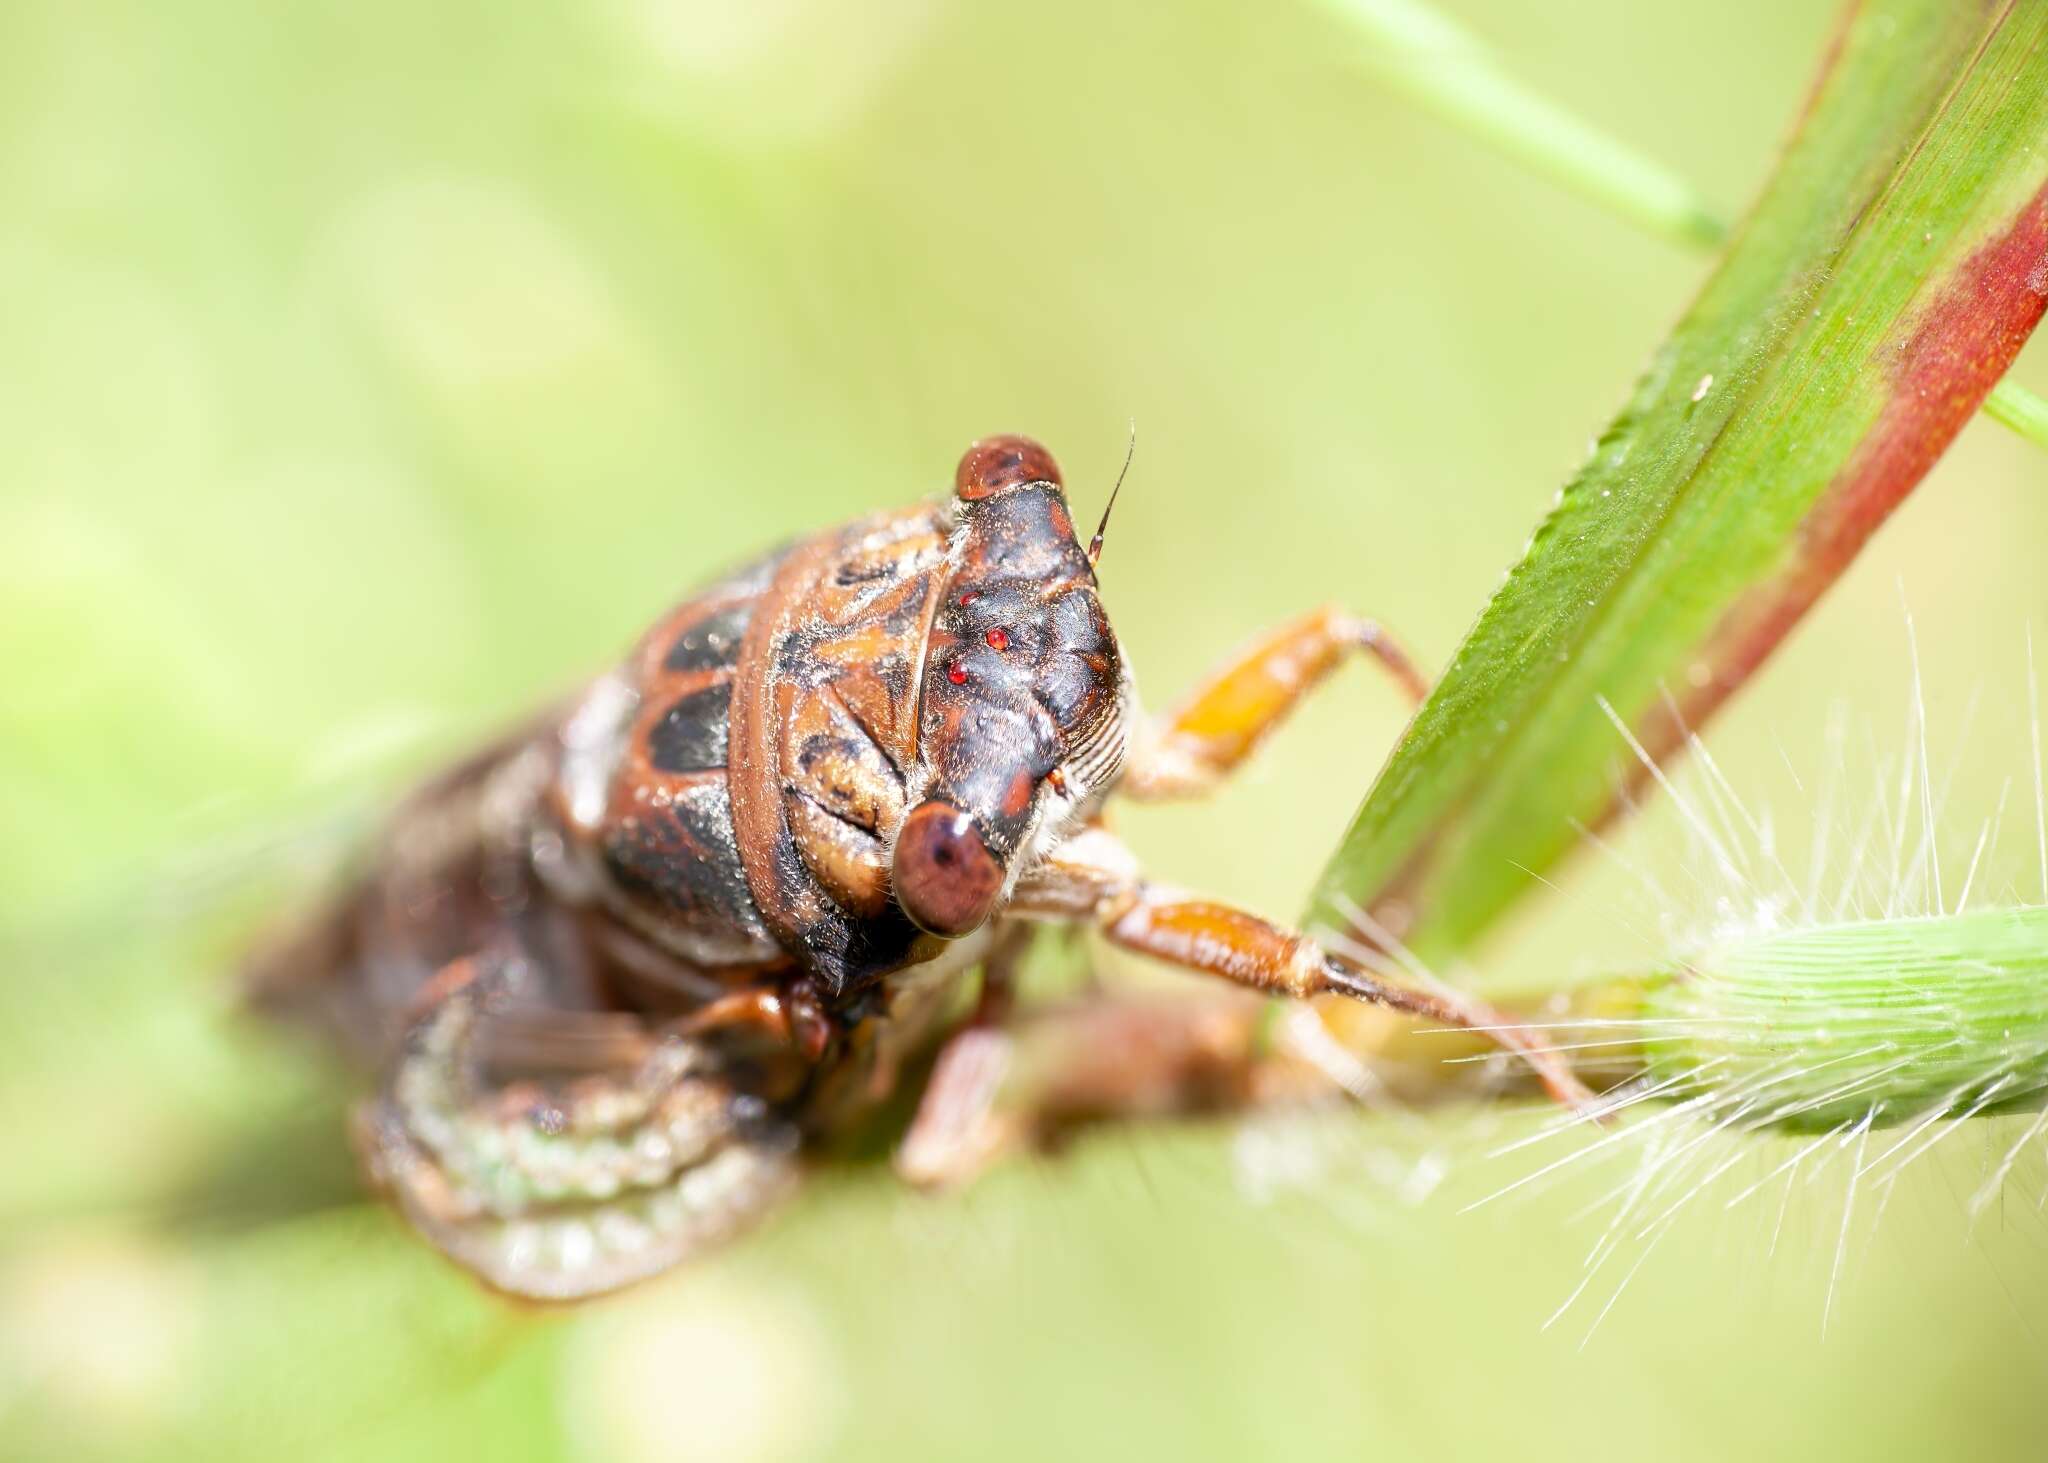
[1499,1030,1608,1122]
[1320,958,1603,1120]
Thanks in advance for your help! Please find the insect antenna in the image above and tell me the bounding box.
[1087,420,1137,565]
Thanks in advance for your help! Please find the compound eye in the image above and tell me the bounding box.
[954,435,1063,501]
[892,799,1005,937]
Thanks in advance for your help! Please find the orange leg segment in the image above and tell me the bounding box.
[1008,830,1594,1112]
[1122,604,1429,801]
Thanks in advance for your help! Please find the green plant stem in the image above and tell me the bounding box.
[1314,0,2048,450]
[1311,0,1728,251]
[1624,909,2048,1129]
[1986,379,2048,449]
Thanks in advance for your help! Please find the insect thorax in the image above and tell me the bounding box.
[542,442,1130,1005]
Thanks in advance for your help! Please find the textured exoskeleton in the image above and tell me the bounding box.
[250,436,1583,1299]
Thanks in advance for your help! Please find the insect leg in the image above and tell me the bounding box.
[359,951,799,1300]
[1121,604,1428,801]
[892,924,1039,1187]
[895,986,1301,1189]
[1008,830,1595,1112]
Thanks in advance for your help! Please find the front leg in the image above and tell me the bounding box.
[1008,830,1594,1112]
[1122,603,1429,801]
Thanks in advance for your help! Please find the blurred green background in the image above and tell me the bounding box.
[4,1,2047,1459]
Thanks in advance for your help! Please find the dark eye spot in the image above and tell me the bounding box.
[647,684,732,772]
[663,602,753,673]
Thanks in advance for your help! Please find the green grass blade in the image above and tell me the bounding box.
[1985,378,2048,448]
[1310,0,1727,250]
[1307,0,2048,962]
[1512,909,2048,1133]
[1314,0,2048,452]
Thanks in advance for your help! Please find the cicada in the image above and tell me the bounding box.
[249,436,1583,1300]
